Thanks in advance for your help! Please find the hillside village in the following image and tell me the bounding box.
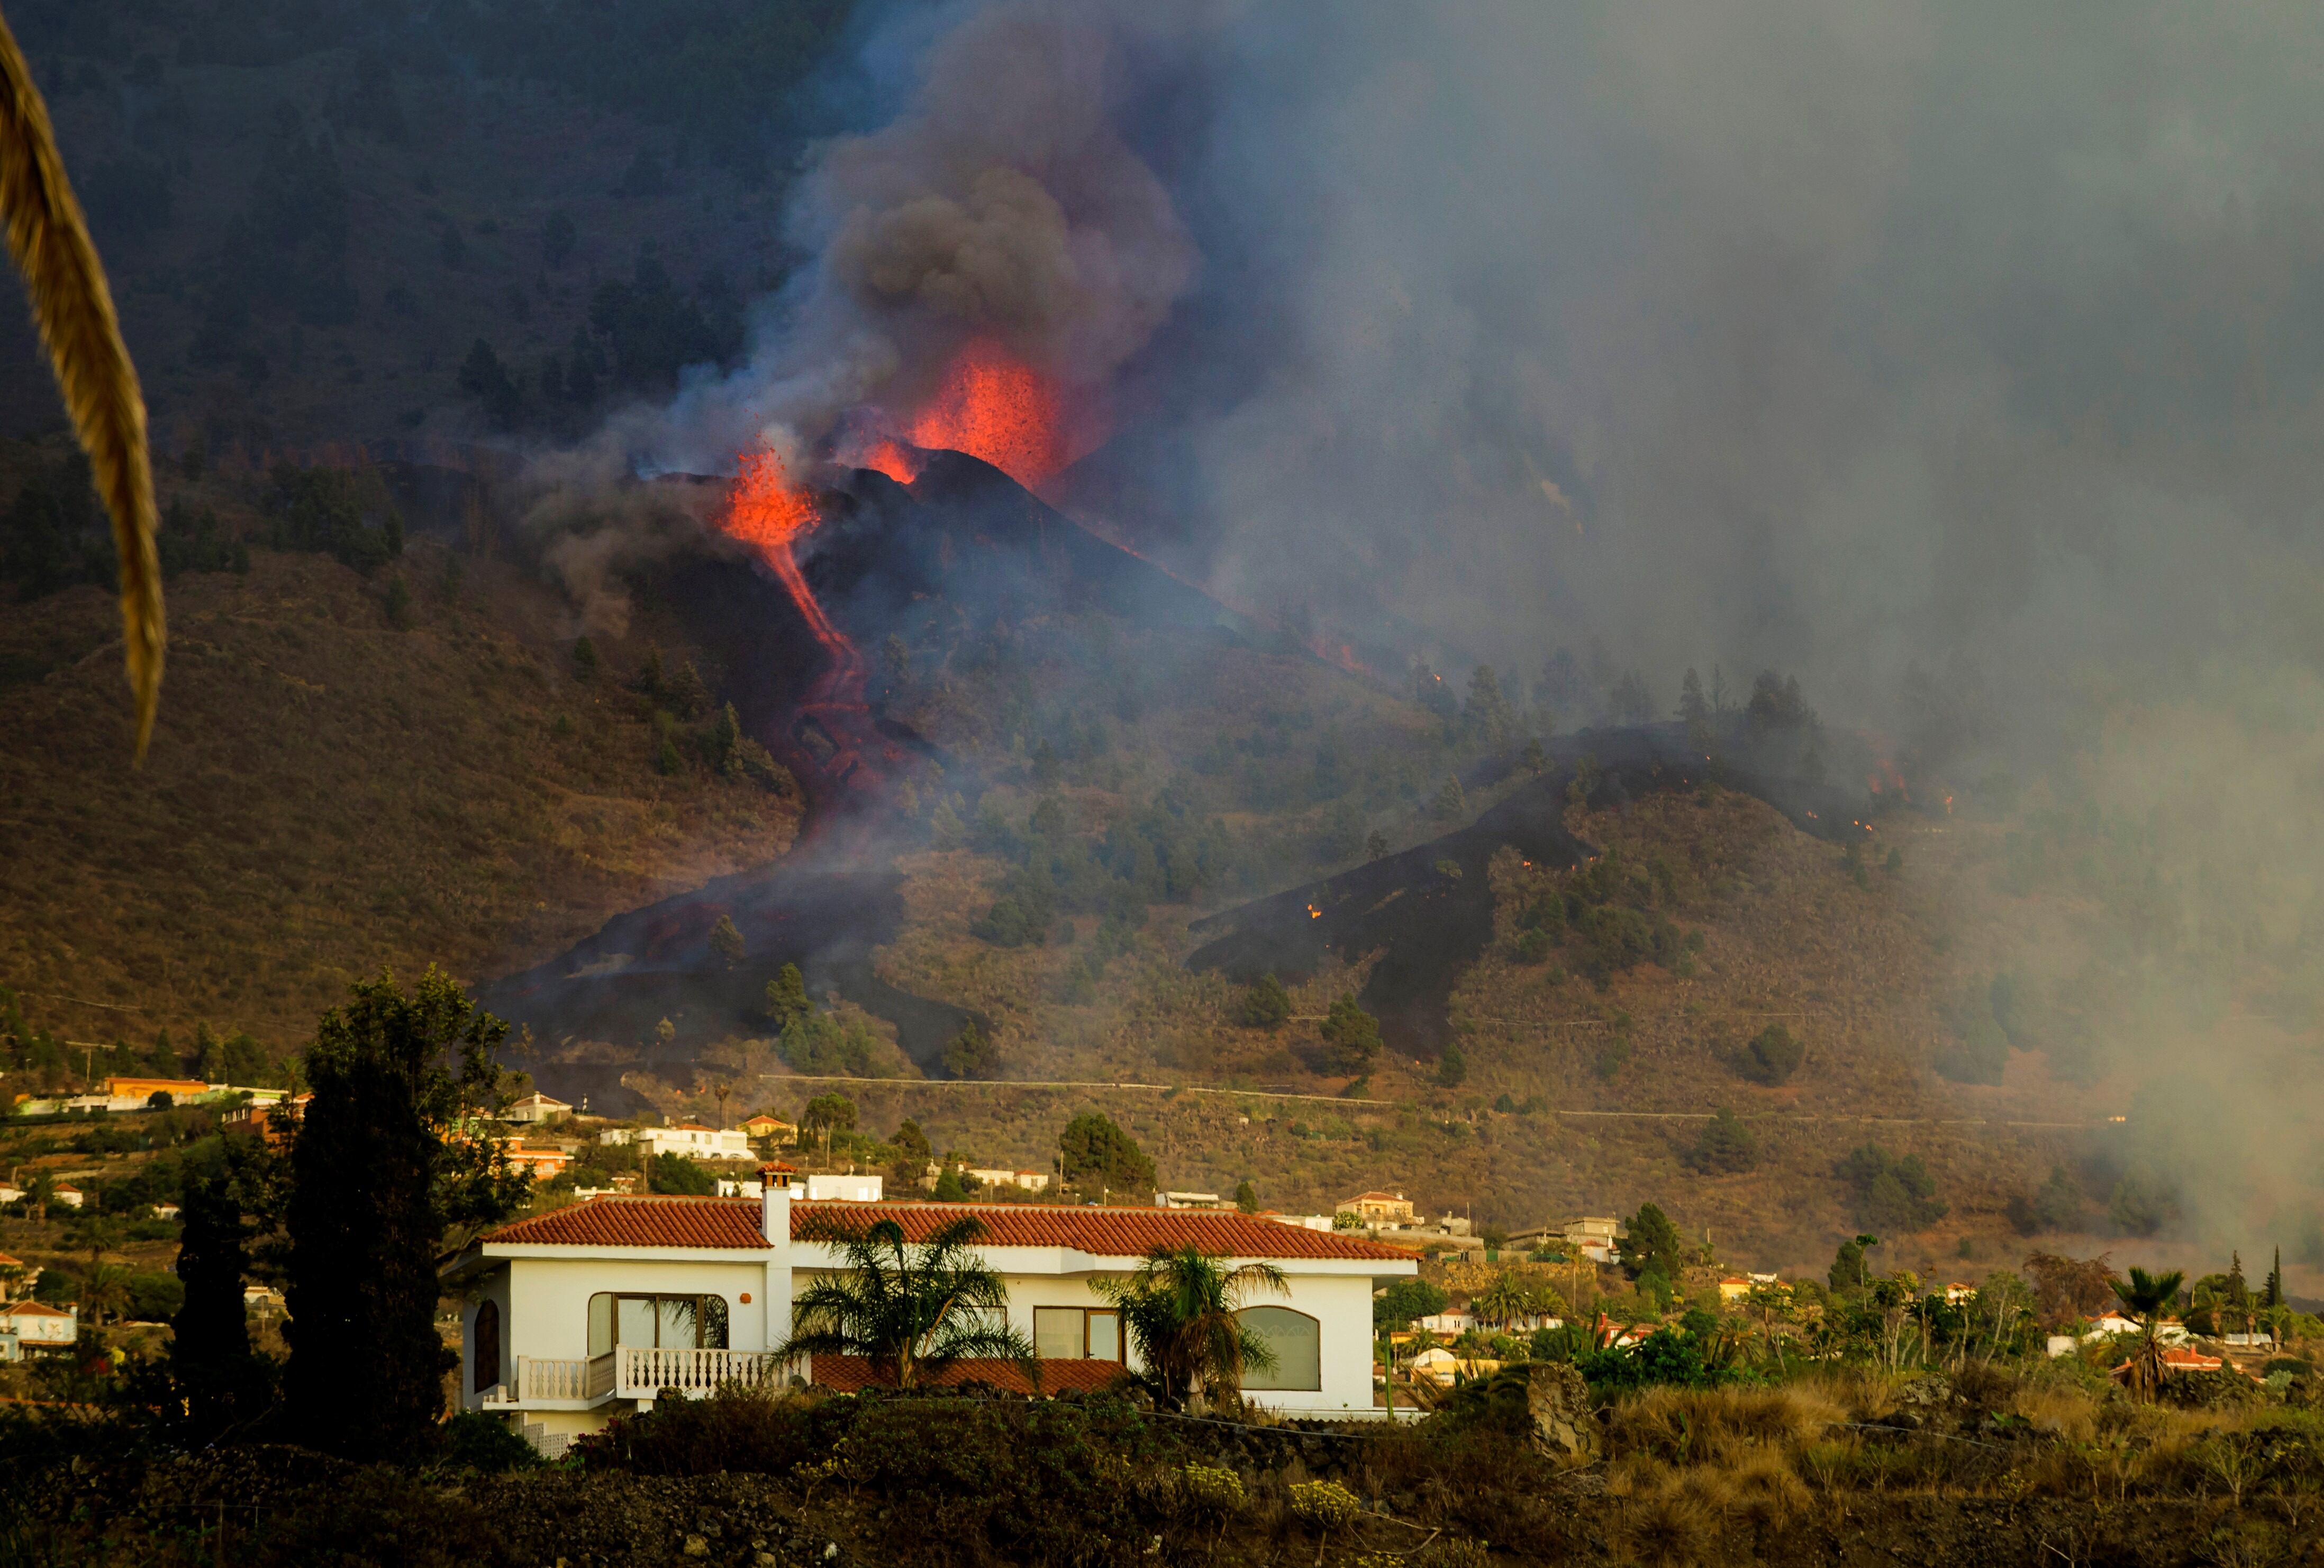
[5,1059,2312,1423]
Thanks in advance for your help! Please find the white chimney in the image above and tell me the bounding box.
[759,1161,793,1244]
[759,1162,798,1378]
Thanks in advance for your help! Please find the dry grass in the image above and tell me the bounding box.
[0,545,799,1053]
[1606,1383,1844,1468]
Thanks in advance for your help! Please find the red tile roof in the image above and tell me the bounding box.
[487,1196,770,1249]
[809,1355,1126,1395]
[483,1197,1416,1261]
[821,1203,1415,1261]
[0,1302,71,1318]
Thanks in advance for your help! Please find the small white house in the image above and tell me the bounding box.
[967,1168,1050,1193]
[507,1094,574,1125]
[51,1185,84,1210]
[442,1173,1417,1448]
[601,1124,754,1160]
[0,1301,76,1360]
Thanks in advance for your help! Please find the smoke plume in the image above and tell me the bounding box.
[643,0,1199,472]
[609,0,2324,1270]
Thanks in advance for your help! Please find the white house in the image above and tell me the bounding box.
[442,1169,1417,1451]
[1418,1309,1477,1338]
[51,1185,84,1210]
[507,1094,573,1125]
[0,1300,76,1360]
[600,1124,753,1160]
[805,1173,881,1202]
[967,1168,1050,1193]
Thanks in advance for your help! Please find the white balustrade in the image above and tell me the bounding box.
[494,1347,786,1405]
[615,1345,787,1398]
[509,1353,618,1404]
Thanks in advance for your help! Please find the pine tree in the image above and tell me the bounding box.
[1234,1179,1258,1214]
[1320,995,1383,1075]
[571,635,598,682]
[708,915,746,967]
[1464,666,1511,743]
[666,660,711,719]
[893,1119,932,1163]
[1428,774,1467,821]
[764,964,809,1030]
[284,968,526,1463]
[1678,668,1708,727]
[711,703,743,774]
[1434,1041,1467,1087]
[941,1020,997,1080]
[1238,973,1292,1030]
[1688,1107,1758,1173]
[1059,1111,1155,1193]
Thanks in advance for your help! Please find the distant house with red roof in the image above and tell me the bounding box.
[441,1169,1418,1453]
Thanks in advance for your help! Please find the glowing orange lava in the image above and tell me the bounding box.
[723,449,873,786]
[905,339,1068,491]
[855,437,923,485]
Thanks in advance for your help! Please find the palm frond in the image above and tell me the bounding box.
[0,16,162,759]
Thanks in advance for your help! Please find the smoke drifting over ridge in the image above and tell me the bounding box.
[591,1,2324,1264]
[640,0,1199,473]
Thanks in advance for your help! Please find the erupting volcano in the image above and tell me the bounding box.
[722,449,883,795]
[876,339,1081,495]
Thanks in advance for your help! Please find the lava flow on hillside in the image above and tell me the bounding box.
[719,448,895,806]
[487,440,1251,1110]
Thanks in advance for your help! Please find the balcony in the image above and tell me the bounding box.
[480,1347,793,1411]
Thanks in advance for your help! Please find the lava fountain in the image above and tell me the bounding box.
[829,338,1075,494]
[722,449,885,797]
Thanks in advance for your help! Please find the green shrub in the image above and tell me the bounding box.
[440,1410,543,1473]
[1739,1024,1803,1084]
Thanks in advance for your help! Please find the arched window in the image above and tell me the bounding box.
[473,1299,502,1392]
[1237,1306,1321,1391]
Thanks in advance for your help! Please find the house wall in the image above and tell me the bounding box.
[502,1256,778,1368]
[787,1263,1380,1416]
[459,1269,510,1411]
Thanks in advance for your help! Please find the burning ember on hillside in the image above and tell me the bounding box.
[722,450,884,792]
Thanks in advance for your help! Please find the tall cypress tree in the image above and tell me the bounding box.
[283,968,527,1464]
[2267,1246,2284,1310]
[172,1149,261,1436]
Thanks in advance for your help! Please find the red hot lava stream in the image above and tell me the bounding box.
[723,449,884,795]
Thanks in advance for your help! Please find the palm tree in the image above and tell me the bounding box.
[777,1210,1033,1388]
[1096,1246,1288,1410]
[1473,1272,1533,1333]
[2110,1264,2186,1402]
[82,1262,131,1327]
[0,17,164,757]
